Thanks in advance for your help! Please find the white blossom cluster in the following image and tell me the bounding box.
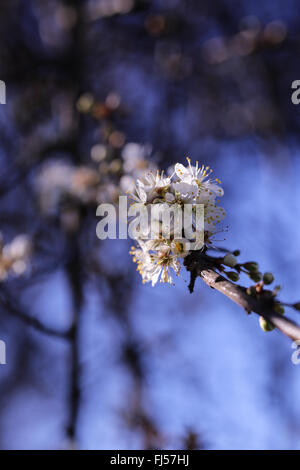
[36,143,155,224]
[130,159,226,286]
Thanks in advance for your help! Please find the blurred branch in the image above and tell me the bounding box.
[184,252,300,342]
[0,288,72,339]
[89,256,164,449]
[0,137,76,200]
[65,232,83,444]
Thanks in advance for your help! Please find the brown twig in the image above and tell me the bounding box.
[184,251,300,342]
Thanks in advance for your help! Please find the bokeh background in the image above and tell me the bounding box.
[0,0,300,450]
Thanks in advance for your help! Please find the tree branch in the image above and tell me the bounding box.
[65,232,83,444]
[0,291,72,339]
[184,252,300,342]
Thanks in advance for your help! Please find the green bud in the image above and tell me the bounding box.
[263,272,274,285]
[223,253,237,268]
[272,285,281,295]
[274,304,285,315]
[249,271,262,283]
[293,302,300,311]
[246,286,257,297]
[244,262,259,272]
[259,316,275,332]
[233,250,240,256]
[226,271,240,282]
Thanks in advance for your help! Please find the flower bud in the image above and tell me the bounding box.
[226,271,240,282]
[223,253,237,268]
[263,272,274,285]
[274,304,285,315]
[244,262,259,272]
[259,316,275,332]
[249,271,262,282]
[272,285,281,295]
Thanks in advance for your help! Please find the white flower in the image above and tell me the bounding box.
[175,159,223,197]
[120,175,135,193]
[122,142,152,173]
[199,180,224,199]
[130,241,180,286]
[6,235,31,260]
[142,171,171,194]
[174,159,214,185]
[204,202,226,232]
[174,160,202,184]
[172,181,199,203]
[37,160,100,213]
[130,180,148,203]
[36,161,74,214]
[130,170,171,204]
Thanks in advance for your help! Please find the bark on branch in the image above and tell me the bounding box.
[184,252,300,342]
